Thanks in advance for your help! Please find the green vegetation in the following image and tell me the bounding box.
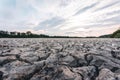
[0,30,74,38]
[113,33,120,38]
[111,29,120,38]
[99,29,120,38]
[99,34,111,38]
[1,29,120,38]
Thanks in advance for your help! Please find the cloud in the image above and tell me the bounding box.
[0,0,120,36]
[65,25,120,37]
[94,0,119,11]
[74,2,99,15]
[34,16,65,30]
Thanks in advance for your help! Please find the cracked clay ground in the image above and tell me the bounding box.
[0,38,120,80]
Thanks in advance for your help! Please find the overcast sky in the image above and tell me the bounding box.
[0,0,120,37]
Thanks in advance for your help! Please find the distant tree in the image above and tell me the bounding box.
[10,32,17,35]
[39,34,50,38]
[113,33,120,38]
[26,31,32,35]
[0,30,83,38]
[20,33,26,38]
[0,30,9,38]
[111,29,120,38]
[99,34,111,38]
[0,31,6,34]
[17,32,21,36]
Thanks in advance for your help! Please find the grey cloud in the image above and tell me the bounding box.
[63,22,118,32]
[74,2,99,15]
[106,10,120,15]
[94,1,120,12]
[84,23,119,29]
[59,0,72,7]
[0,9,16,22]
[65,31,83,34]
[94,9,120,23]
[100,15,120,24]
[0,11,14,20]
[34,17,65,30]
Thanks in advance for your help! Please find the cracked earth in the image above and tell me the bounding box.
[0,38,120,80]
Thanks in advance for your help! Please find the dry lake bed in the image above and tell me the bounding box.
[0,38,120,80]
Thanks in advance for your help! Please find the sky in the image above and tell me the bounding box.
[0,0,120,37]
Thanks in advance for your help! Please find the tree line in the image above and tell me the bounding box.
[99,29,120,38]
[0,30,72,38]
[1,29,119,38]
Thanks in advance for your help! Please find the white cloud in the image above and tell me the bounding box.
[0,0,120,36]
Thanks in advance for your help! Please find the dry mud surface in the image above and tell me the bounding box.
[0,38,120,80]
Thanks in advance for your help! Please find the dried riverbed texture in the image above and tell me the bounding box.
[0,38,120,80]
